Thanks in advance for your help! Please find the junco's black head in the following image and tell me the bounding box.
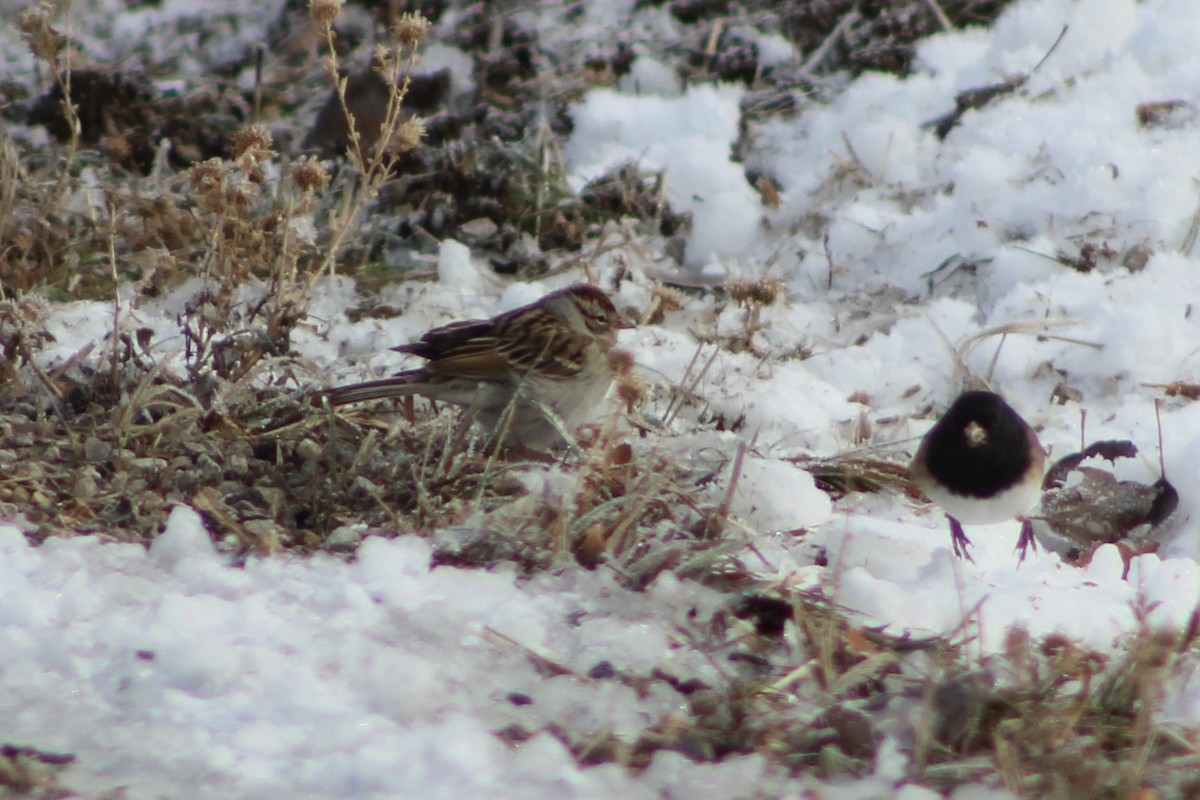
[911,390,1047,560]
[915,390,1044,501]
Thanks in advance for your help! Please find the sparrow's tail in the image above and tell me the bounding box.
[317,373,426,407]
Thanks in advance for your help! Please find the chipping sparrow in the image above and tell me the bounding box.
[322,284,632,449]
[910,390,1047,561]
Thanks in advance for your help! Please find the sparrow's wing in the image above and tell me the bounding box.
[395,318,492,360]
[391,317,510,380]
[494,309,590,379]
[396,308,585,381]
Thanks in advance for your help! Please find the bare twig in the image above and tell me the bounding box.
[797,10,860,80]
[1180,179,1200,255]
[923,0,953,31]
[1030,25,1070,74]
[1154,397,1166,477]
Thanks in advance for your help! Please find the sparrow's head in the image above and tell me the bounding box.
[548,284,632,340]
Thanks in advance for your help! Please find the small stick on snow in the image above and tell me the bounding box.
[797,10,860,80]
[1155,397,1166,477]
[1030,25,1070,74]
[1181,178,1200,255]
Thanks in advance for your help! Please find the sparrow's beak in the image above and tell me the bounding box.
[617,316,636,330]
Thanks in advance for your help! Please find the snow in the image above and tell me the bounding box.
[727,455,832,533]
[5,0,1200,796]
[434,237,478,287]
[414,42,475,93]
[5,510,836,799]
[564,84,762,266]
[617,56,682,96]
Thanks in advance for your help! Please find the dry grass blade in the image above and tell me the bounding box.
[794,453,913,499]
[663,343,719,429]
[924,316,1100,390]
[483,626,579,679]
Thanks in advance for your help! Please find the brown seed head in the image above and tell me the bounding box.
[392,117,426,152]
[233,124,274,162]
[289,157,330,195]
[308,0,341,26]
[616,374,645,414]
[371,44,397,73]
[727,277,784,307]
[391,12,431,49]
[18,3,65,63]
[607,348,635,375]
[189,158,225,194]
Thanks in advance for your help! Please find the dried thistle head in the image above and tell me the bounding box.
[616,373,645,415]
[608,348,635,377]
[727,277,784,307]
[391,12,430,49]
[289,157,330,195]
[308,0,341,27]
[18,3,65,64]
[232,125,273,183]
[391,117,425,153]
[642,285,684,326]
[609,350,644,414]
[190,158,225,193]
[371,44,397,74]
[233,124,274,162]
[189,158,227,211]
[1003,625,1033,665]
[650,285,684,312]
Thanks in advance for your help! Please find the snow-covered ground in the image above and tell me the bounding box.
[5,0,1200,796]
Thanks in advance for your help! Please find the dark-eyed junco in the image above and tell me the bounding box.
[910,390,1046,561]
